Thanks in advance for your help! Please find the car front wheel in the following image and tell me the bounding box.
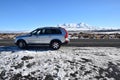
[17,40,27,49]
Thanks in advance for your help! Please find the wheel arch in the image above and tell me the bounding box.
[50,39,62,44]
[16,39,27,45]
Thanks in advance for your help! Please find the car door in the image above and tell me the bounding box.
[27,29,42,44]
[50,28,63,40]
[37,28,52,44]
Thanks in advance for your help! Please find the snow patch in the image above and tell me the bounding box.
[0,47,120,80]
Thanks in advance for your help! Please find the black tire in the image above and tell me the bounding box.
[50,41,61,50]
[17,40,27,49]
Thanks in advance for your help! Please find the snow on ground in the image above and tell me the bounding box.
[0,46,120,80]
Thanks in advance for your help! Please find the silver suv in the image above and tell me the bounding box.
[15,27,69,50]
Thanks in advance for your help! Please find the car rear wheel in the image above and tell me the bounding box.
[50,41,61,50]
[17,40,27,49]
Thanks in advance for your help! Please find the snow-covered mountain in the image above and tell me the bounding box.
[57,22,99,31]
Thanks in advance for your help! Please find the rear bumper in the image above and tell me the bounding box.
[62,39,70,44]
[63,41,69,44]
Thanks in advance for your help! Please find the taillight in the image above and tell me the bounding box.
[62,28,68,38]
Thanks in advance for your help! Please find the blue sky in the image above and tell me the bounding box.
[0,0,120,31]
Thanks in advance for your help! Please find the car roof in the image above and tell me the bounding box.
[37,27,62,30]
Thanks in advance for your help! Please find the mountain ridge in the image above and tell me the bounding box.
[57,22,100,31]
[0,22,120,33]
[57,22,120,31]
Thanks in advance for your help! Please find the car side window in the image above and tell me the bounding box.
[31,30,38,35]
[31,29,42,35]
[37,29,42,35]
[40,28,62,35]
[45,29,52,34]
[41,29,45,34]
[42,29,52,34]
[51,29,62,34]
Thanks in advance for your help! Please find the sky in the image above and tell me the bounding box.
[0,0,120,31]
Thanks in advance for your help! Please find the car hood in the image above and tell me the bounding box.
[16,34,30,38]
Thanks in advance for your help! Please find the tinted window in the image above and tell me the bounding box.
[37,29,42,35]
[41,28,62,34]
[51,29,62,34]
[31,29,42,35]
[31,29,38,35]
[46,29,52,34]
[41,29,52,34]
